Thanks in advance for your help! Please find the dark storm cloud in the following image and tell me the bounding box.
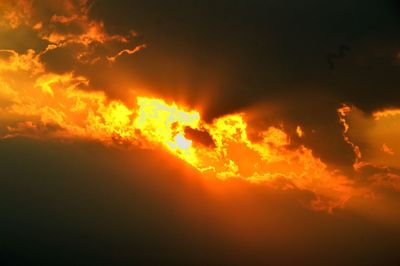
[89,0,400,113]
[1,138,400,265]
[0,26,48,53]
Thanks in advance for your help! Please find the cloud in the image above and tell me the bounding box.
[83,0,400,172]
[0,48,358,211]
[1,137,400,265]
[0,0,33,29]
[0,0,400,213]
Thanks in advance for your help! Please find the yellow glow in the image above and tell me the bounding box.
[133,97,200,165]
[0,48,358,211]
[296,125,304,138]
[373,109,400,120]
[174,132,192,150]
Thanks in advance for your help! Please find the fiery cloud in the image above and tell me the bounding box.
[0,46,357,211]
[1,0,400,214]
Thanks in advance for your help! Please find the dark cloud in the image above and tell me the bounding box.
[1,138,400,265]
[0,26,48,53]
[184,126,215,148]
[89,0,400,112]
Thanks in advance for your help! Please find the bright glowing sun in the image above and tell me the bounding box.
[174,132,192,150]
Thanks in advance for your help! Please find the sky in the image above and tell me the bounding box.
[1,0,400,265]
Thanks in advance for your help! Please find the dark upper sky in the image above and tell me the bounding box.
[89,0,400,115]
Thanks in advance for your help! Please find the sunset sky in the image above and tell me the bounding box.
[1,0,400,265]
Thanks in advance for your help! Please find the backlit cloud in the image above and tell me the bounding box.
[1,0,400,215]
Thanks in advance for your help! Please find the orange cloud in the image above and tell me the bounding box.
[0,46,362,212]
[336,105,400,197]
[1,0,400,214]
[0,49,43,73]
[296,125,304,138]
[339,106,400,169]
[0,0,32,29]
[337,105,362,168]
[107,44,147,62]
[373,109,400,120]
[382,143,395,156]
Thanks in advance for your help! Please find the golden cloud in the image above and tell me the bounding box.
[1,0,399,213]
